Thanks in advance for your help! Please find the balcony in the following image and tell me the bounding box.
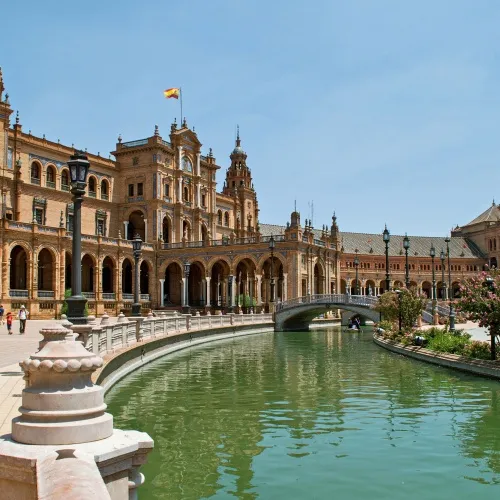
[140,294,150,301]
[122,293,133,301]
[101,193,109,201]
[10,289,28,298]
[82,292,96,299]
[88,191,97,198]
[102,292,116,300]
[46,181,55,189]
[37,290,55,298]
[61,183,70,192]
[31,177,41,185]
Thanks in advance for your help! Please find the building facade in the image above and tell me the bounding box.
[0,68,489,317]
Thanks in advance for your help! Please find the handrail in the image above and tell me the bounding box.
[276,294,379,312]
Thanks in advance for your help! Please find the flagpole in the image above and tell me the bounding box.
[180,87,183,125]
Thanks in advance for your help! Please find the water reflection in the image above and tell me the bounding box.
[106,328,500,499]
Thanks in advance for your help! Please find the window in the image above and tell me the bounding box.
[31,162,41,185]
[61,170,70,191]
[201,193,206,207]
[164,184,170,197]
[224,212,229,227]
[34,208,43,225]
[101,180,109,200]
[128,184,134,197]
[217,210,223,225]
[182,156,193,172]
[183,186,189,202]
[88,177,96,197]
[7,148,12,169]
[95,209,107,236]
[137,183,144,196]
[46,166,55,188]
[67,214,74,232]
[97,219,105,236]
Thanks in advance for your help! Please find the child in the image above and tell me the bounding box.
[6,312,12,335]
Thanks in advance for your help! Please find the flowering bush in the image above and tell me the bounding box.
[462,340,491,360]
[374,289,427,330]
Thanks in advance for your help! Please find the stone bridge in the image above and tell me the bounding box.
[274,294,436,331]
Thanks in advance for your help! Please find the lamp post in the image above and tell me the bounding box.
[228,275,234,313]
[383,225,390,293]
[354,249,360,295]
[66,151,90,324]
[403,233,410,289]
[445,236,455,331]
[440,249,446,301]
[269,235,275,304]
[183,261,191,314]
[430,245,437,316]
[131,234,143,317]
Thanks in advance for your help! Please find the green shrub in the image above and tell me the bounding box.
[463,341,491,360]
[426,331,470,355]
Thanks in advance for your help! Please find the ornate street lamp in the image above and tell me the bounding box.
[440,249,446,301]
[383,225,390,293]
[430,245,437,316]
[66,151,90,324]
[183,261,191,314]
[354,249,360,295]
[445,236,455,331]
[131,234,143,317]
[403,233,410,288]
[269,235,275,304]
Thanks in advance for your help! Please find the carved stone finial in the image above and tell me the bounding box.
[59,210,64,228]
[118,134,122,143]
[182,117,187,128]
[154,124,159,136]
[15,110,19,124]
[4,93,9,104]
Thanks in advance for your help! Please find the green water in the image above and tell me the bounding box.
[106,328,500,499]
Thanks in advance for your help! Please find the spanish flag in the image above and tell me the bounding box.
[164,88,180,99]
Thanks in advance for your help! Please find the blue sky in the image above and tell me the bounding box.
[2,0,499,236]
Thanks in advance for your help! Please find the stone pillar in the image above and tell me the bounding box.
[256,274,262,305]
[197,183,201,209]
[230,275,236,307]
[159,279,165,307]
[123,221,129,239]
[178,145,183,170]
[205,277,211,307]
[181,277,186,307]
[177,177,182,203]
[196,152,201,176]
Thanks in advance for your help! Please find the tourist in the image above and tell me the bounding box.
[6,312,12,335]
[18,305,29,334]
[0,304,4,325]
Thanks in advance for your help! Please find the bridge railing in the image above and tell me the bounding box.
[276,294,378,312]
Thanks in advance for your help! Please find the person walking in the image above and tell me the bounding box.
[18,305,29,334]
[0,304,4,325]
[6,312,13,335]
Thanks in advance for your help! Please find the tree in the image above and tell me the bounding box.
[456,269,500,360]
[374,289,427,330]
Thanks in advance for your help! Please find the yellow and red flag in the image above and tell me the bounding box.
[164,88,180,99]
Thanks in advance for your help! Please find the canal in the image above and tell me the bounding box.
[106,327,500,499]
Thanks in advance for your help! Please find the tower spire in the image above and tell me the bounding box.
[236,124,241,147]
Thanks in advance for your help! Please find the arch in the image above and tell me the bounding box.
[314,262,325,294]
[421,281,432,299]
[128,210,145,240]
[100,179,110,200]
[212,259,232,309]
[30,161,41,183]
[393,280,404,290]
[81,254,95,293]
[257,252,287,273]
[88,176,97,196]
[182,156,192,172]
[10,245,28,291]
[340,279,347,294]
[201,223,208,242]
[235,258,257,311]
[46,165,56,187]
[224,212,229,227]
[162,215,172,243]
[365,279,376,296]
[188,261,205,307]
[37,248,55,291]
[61,169,70,190]
[164,262,182,306]
[409,280,418,290]
[140,260,150,295]
[437,281,446,299]
[182,219,191,240]
[451,281,461,298]
[121,258,133,294]
[233,254,258,273]
[102,256,115,293]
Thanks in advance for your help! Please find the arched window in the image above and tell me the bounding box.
[183,186,189,202]
[182,156,193,172]
[88,177,96,197]
[224,212,229,227]
[46,166,55,187]
[217,210,223,225]
[101,179,109,200]
[31,162,41,185]
[61,169,70,191]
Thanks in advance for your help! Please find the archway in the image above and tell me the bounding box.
[235,258,256,311]
[140,261,150,296]
[81,254,95,293]
[421,281,432,299]
[340,279,347,294]
[211,260,231,309]
[182,220,191,241]
[451,281,460,298]
[164,262,182,306]
[365,279,376,296]
[128,210,145,240]
[393,280,404,290]
[188,261,205,307]
[102,257,114,293]
[437,281,446,300]
[37,248,54,291]
[313,262,325,294]
[261,256,284,306]
[122,259,133,295]
[162,216,171,243]
[10,245,28,291]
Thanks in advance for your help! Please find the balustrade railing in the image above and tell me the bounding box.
[122,138,148,148]
[82,292,96,299]
[140,294,150,301]
[276,294,379,312]
[102,293,116,300]
[122,293,133,301]
[10,289,28,298]
[37,290,55,298]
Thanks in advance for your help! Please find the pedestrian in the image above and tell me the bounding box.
[6,312,12,335]
[0,304,4,325]
[18,305,29,334]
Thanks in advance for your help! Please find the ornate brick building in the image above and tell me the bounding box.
[0,68,488,317]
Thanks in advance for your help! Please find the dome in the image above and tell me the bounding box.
[232,145,245,155]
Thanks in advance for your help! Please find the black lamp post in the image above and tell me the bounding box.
[403,233,410,289]
[66,151,90,324]
[445,236,455,331]
[430,245,437,316]
[383,225,390,293]
[354,249,360,295]
[440,249,446,301]
[269,235,275,304]
[131,234,143,317]
[183,261,191,314]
